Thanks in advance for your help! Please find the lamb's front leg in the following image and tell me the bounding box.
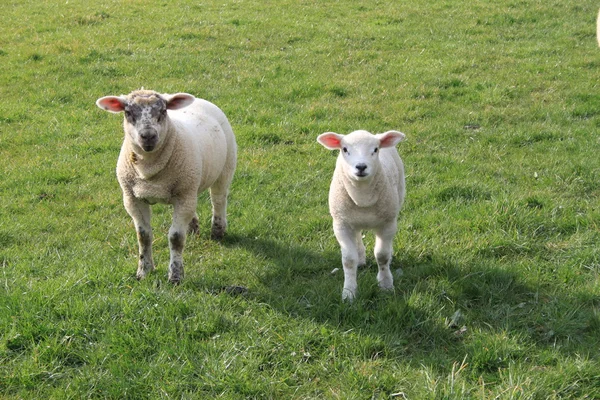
[168,198,197,284]
[374,222,397,292]
[123,196,154,280]
[334,222,360,301]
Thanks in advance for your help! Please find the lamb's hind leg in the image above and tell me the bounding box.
[374,222,397,292]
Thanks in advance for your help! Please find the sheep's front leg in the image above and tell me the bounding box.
[334,222,360,301]
[374,222,397,292]
[168,199,197,284]
[123,196,154,280]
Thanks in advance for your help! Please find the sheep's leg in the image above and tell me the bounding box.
[123,196,154,280]
[334,222,359,301]
[355,231,366,267]
[188,213,199,235]
[374,222,397,292]
[209,187,228,240]
[168,199,197,284]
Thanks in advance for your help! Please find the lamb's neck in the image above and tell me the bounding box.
[342,173,382,208]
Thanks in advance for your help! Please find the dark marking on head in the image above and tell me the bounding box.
[123,90,167,124]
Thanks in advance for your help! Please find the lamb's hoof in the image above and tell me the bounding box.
[168,262,184,284]
[342,288,357,302]
[188,217,200,235]
[378,280,394,292]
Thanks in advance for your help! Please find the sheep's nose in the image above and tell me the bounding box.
[356,164,367,172]
[140,130,155,140]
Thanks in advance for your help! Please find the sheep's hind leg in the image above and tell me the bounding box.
[374,223,397,292]
[209,188,228,240]
[168,200,197,284]
[188,213,199,235]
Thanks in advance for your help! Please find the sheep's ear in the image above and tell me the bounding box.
[317,132,344,150]
[377,130,406,148]
[96,96,126,113]
[165,93,195,110]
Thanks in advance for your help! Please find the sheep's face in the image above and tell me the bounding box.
[97,90,196,153]
[317,130,405,182]
[123,93,168,152]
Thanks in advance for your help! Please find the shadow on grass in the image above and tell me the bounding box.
[215,231,600,373]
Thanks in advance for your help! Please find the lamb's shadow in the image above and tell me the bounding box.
[210,231,600,369]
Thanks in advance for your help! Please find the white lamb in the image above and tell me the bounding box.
[317,129,406,300]
[96,89,237,283]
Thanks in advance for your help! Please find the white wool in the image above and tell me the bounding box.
[317,129,405,300]
[97,90,237,283]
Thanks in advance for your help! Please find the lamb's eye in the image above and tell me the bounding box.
[374,148,379,153]
[342,147,348,154]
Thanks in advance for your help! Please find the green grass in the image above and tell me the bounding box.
[1,0,600,398]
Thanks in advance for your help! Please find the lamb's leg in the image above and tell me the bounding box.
[355,230,366,267]
[209,187,228,240]
[334,222,360,301]
[374,222,397,292]
[168,199,197,284]
[123,196,154,280]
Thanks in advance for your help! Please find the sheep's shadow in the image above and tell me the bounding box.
[204,231,600,370]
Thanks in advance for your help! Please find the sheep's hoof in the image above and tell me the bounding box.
[211,225,226,240]
[168,261,184,284]
[136,262,154,280]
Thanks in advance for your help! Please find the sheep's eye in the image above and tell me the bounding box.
[342,147,348,154]
[374,148,379,153]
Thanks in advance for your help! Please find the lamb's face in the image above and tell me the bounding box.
[339,131,382,181]
[317,129,406,182]
[123,92,168,153]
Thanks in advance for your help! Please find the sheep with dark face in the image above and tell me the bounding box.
[96,89,237,283]
[317,130,406,300]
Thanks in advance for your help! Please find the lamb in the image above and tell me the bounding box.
[96,89,237,283]
[317,129,406,300]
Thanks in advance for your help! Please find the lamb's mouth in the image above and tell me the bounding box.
[142,144,156,152]
[354,171,369,178]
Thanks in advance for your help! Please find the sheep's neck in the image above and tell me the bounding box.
[342,173,381,208]
[130,129,176,180]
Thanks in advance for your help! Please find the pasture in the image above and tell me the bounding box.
[1,0,599,398]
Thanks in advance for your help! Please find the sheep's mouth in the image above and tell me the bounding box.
[142,144,156,152]
[355,171,369,178]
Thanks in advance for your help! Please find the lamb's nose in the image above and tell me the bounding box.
[356,164,367,172]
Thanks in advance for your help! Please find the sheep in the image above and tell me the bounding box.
[96,89,237,283]
[597,8,600,47]
[317,129,406,301]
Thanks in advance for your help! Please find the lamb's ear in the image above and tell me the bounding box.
[165,93,195,110]
[317,132,344,150]
[377,130,406,148]
[96,96,126,113]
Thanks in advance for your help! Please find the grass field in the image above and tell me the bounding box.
[1,0,600,398]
